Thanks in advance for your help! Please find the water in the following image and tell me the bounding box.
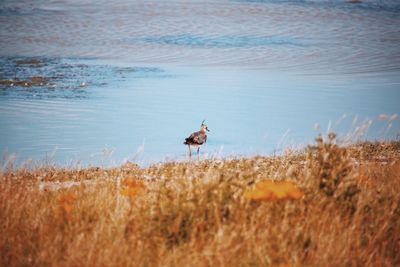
[0,0,399,166]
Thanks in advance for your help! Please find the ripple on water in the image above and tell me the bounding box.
[0,0,399,73]
[137,34,305,48]
[235,0,400,13]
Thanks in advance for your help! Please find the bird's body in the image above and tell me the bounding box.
[184,130,207,146]
[184,121,210,156]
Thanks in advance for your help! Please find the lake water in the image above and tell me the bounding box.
[0,0,399,166]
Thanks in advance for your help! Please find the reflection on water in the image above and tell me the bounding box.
[0,0,399,166]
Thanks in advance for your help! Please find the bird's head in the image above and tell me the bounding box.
[201,120,210,132]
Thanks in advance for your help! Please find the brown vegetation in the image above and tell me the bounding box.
[1,136,399,266]
[0,76,49,87]
[14,59,42,65]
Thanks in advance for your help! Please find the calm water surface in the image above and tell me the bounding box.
[0,0,399,166]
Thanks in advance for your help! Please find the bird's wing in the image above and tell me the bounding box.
[186,131,206,145]
[188,131,199,139]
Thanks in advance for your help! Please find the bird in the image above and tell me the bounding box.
[184,120,210,156]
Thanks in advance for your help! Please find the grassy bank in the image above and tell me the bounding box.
[1,135,400,266]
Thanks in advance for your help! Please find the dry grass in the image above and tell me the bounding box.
[1,135,400,266]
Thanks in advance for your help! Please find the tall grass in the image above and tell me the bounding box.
[1,136,400,266]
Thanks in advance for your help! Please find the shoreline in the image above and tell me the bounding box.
[2,139,398,176]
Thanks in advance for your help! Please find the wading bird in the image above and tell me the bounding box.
[184,120,210,156]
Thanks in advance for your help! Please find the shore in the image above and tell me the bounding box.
[1,136,400,266]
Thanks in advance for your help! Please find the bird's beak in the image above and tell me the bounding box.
[206,128,210,132]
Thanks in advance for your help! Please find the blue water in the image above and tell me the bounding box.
[0,0,399,166]
[138,35,305,48]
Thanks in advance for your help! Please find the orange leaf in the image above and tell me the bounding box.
[120,177,146,197]
[58,192,77,215]
[122,177,145,188]
[245,179,303,201]
[62,203,73,214]
[120,187,143,197]
[58,192,77,203]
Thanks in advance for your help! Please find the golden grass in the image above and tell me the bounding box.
[1,135,400,266]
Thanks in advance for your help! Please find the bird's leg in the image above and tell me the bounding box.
[197,147,200,154]
[188,145,192,157]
